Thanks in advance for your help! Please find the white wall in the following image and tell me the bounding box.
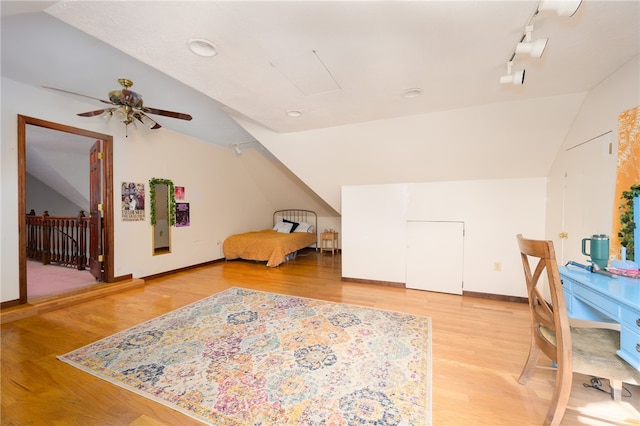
[1,78,276,302]
[546,56,640,265]
[342,184,409,283]
[26,173,84,217]
[343,178,546,297]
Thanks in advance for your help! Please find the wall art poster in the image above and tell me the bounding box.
[175,186,185,200]
[176,202,190,227]
[611,106,640,256]
[121,182,145,222]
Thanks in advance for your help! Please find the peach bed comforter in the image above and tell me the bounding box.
[223,230,317,267]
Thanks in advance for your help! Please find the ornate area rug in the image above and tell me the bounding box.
[59,288,432,425]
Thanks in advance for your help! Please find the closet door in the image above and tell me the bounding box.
[406,221,464,294]
[561,132,615,265]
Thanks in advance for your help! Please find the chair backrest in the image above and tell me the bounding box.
[516,234,572,365]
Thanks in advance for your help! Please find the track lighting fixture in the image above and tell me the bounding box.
[500,61,525,85]
[231,141,258,155]
[515,25,548,58]
[538,0,582,17]
[499,0,580,85]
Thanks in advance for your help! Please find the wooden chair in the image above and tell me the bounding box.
[516,234,640,426]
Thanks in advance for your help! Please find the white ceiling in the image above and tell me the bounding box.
[2,0,639,146]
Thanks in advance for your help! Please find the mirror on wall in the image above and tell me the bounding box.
[150,178,174,255]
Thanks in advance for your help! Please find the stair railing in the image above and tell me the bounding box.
[25,210,89,270]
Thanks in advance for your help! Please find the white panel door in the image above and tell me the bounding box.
[406,221,464,294]
[562,132,615,265]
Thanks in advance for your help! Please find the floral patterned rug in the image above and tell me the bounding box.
[59,287,432,425]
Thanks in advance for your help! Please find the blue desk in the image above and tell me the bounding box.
[559,266,640,370]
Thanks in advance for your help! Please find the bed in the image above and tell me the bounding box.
[223,209,317,267]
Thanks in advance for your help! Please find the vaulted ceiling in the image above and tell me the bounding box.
[2,1,638,148]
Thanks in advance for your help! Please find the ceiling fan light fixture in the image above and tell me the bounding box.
[402,88,423,99]
[287,110,303,118]
[187,38,218,57]
[538,0,582,17]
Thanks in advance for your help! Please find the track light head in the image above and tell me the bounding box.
[516,38,548,58]
[500,61,525,85]
[500,70,525,85]
[538,0,582,17]
[515,25,548,58]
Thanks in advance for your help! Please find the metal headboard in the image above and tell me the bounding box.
[273,209,317,229]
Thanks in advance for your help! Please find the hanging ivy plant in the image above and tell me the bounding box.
[148,178,176,226]
[618,183,640,261]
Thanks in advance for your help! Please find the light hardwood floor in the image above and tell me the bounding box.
[2,250,638,425]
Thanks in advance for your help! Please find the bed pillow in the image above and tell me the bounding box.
[294,222,316,233]
[283,219,299,232]
[275,221,294,233]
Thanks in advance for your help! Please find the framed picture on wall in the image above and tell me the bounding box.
[175,186,185,200]
[176,202,190,227]
[121,181,145,221]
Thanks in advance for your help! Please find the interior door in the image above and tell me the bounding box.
[406,221,464,294]
[561,132,616,265]
[89,140,103,281]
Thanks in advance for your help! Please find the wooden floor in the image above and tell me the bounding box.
[2,250,638,425]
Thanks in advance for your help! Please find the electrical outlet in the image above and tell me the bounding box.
[493,262,502,272]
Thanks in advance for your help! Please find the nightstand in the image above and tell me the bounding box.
[320,231,339,255]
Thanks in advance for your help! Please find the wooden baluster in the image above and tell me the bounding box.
[34,214,42,261]
[50,215,58,265]
[77,211,87,270]
[42,211,51,265]
[26,211,36,259]
[70,216,77,268]
[50,216,57,265]
[69,217,76,267]
[60,217,65,265]
[65,217,70,267]
[59,217,65,265]
[54,216,61,265]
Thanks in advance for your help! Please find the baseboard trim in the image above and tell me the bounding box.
[463,290,528,304]
[341,277,405,288]
[340,277,527,303]
[141,258,224,281]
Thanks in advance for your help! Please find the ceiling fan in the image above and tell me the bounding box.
[44,78,192,131]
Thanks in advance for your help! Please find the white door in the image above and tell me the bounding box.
[406,221,464,294]
[562,132,615,265]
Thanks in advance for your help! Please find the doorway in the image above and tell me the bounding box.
[18,115,115,304]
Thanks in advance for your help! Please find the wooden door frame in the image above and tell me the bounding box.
[17,115,115,304]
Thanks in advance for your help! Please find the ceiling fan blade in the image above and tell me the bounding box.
[142,106,192,121]
[43,86,115,105]
[77,108,112,117]
[133,112,162,130]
